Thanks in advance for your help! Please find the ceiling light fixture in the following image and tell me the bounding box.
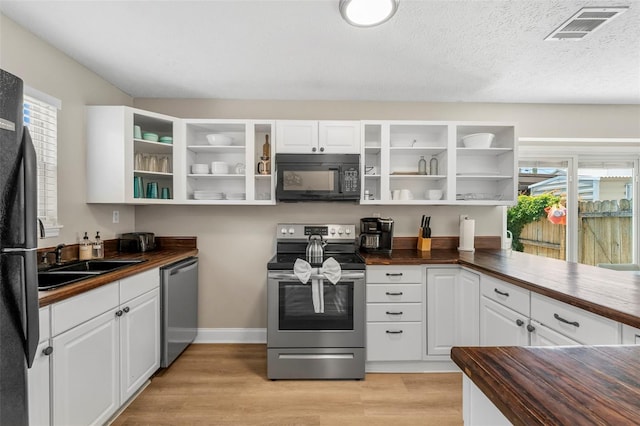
[340,0,399,27]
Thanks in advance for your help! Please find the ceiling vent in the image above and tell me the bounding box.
[545,7,629,41]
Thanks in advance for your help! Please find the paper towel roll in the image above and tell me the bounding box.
[458,219,475,252]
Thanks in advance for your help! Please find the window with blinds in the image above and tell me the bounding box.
[23,94,58,227]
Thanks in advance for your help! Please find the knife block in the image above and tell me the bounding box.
[417,228,431,252]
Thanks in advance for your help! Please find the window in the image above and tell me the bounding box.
[517,138,640,268]
[23,89,61,237]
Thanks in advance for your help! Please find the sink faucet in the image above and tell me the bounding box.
[42,244,65,266]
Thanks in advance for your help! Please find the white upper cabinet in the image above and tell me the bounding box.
[360,121,517,205]
[182,119,275,204]
[276,120,361,154]
[86,106,179,204]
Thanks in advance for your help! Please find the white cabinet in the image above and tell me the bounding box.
[366,265,423,361]
[50,269,160,425]
[275,120,360,154]
[480,297,529,346]
[28,307,51,426]
[622,324,640,344]
[426,268,479,356]
[86,106,178,204]
[183,119,275,204]
[360,121,516,205]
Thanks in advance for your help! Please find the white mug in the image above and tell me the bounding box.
[399,189,412,200]
[392,190,401,200]
[427,189,443,200]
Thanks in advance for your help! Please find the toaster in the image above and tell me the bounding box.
[119,232,156,253]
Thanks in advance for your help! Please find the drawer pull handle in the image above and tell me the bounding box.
[385,292,403,296]
[494,288,509,297]
[516,319,524,327]
[386,330,403,334]
[554,313,580,328]
[527,324,536,333]
[386,311,403,315]
[386,273,403,277]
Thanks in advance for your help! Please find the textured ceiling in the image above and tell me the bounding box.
[1,0,639,104]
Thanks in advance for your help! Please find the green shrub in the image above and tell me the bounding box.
[507,194,561,251]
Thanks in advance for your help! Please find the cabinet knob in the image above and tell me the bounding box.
[526,324,536,333]
[312,147,317,152]
[123,306,130,313]
[115,310,123,317]
[319,147,325,152]
[42,346,53,356]
[516,319,524,327]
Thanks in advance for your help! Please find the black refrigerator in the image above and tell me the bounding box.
[0,68,40,425]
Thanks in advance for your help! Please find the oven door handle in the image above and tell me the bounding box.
[269,271,365,281]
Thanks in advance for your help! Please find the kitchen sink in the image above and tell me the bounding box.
[37,272,98,290]
[39,259,147,290]
[49,259,146,273]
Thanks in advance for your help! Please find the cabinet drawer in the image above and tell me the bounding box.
[530,293,620,345]
[367,303,422,322]
[367,284,422,303]
[481,275,530,316]
[51,282,119,336]
[120,268,159,302]
[366,323,422,361]
[366,266,423,284]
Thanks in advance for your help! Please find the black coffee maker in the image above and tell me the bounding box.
[360,217,394,255]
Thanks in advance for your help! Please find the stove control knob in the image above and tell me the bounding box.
[337,228,343,235]
[345,228,351,235]
[280,228,287,235]
[288,227,295,235]
[330,228,336,235]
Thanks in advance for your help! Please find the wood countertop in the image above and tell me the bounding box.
[38,244,197,307]
[451,345,640,425]
[362,248,640,329]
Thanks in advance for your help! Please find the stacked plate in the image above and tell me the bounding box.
[211,161,229,174]
[226,192,246,200]
[193,191,224,200]
[191,163,209,174]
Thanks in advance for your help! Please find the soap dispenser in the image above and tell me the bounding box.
[92,231,104,259]
[79,232,92,260]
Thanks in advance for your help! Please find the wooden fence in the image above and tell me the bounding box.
[518,199,632,265]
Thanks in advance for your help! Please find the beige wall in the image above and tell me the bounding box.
[4,14,639,330]
[1,14,135,247]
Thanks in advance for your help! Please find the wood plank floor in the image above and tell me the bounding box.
[112,344,463,425]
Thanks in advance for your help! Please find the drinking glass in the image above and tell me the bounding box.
[147,155,158,173]
[161,187,171,199]
[159,155,170,173]
[134,176,143,198]
[146,182,158,199]
[134,152,144,171]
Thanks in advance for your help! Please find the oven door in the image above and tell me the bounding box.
[267,270,365,348]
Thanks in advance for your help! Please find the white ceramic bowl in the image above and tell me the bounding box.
[461,133,495,148]
[191,163,209,174]
[206,134,233,146]
[211,161,229,174]
[427,189,443,200]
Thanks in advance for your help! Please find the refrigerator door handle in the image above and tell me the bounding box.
[22,128,38,248]
[23,249,40,368]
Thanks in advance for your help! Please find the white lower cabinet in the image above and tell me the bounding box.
[28,307,51,426]
[622,324,640,344]
[366,265,423,361]
[50,269,160,425]
[528,320,580,346]
[426,268,479,356]
[480,296,529,346]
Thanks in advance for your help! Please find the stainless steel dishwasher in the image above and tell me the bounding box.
[160,257,198,368]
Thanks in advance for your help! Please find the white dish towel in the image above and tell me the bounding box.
[293,257,342,313]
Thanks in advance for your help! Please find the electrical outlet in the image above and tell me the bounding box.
[112,210,119,224]
[372,212,381,218]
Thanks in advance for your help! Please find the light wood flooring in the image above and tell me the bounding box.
[112,344,463,425]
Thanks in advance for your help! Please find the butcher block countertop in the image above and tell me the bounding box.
[451,345,640,425]
[38,237,197,307]
[362,244,640,329]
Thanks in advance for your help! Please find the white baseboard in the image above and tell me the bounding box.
[194,328,266,344]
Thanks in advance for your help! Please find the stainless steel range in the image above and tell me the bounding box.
[267,223,366,380]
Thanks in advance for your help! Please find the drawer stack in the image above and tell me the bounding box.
[366,266,423,361]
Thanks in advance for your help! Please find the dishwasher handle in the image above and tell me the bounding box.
[166,257,198,276]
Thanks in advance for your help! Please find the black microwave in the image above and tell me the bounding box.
[275,153,360,202]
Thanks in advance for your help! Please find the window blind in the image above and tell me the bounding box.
[23,94,58,225]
